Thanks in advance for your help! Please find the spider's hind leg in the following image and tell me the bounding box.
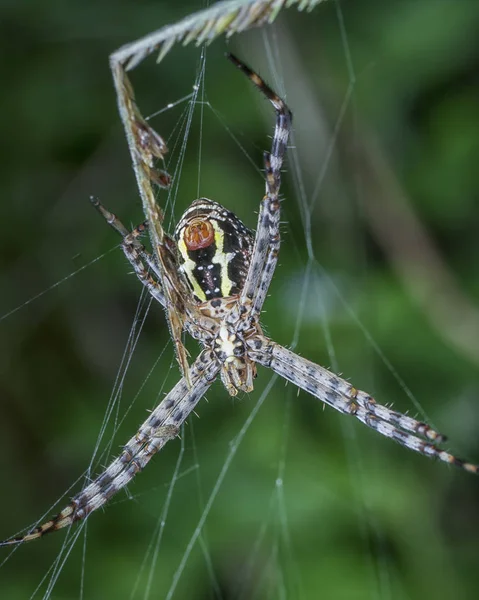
[90,196,166,307]
[226,54,292,321]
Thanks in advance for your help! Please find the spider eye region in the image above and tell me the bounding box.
[183,220,215,251]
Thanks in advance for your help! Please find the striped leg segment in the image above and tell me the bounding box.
[0,351,219,545]
[247,336,479,474]
[226,54,292,320]
[91,196,166,307]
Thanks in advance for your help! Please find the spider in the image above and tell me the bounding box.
[2,52,477,547]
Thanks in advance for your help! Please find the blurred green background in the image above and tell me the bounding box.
[1,0,479,598]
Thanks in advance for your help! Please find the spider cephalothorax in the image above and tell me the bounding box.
[2,51,477,548]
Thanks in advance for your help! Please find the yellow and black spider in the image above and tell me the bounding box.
[2,46,477,547]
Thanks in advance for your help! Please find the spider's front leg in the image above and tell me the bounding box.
[247,335,479,475]
[0,350,220,546]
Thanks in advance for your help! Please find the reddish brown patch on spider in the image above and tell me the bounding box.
[184,219,214,250]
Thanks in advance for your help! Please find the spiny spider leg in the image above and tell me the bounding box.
[248,336,479,474]
[226,54,292,321]
[256,337,445,441]
[0,351,219,546]
[91,196,166,307]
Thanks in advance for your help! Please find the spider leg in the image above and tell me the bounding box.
[247,335,479,474]
[0,350,219,546]
[111,62,192,384]
[91,197,166,307]
[226,54,292,320]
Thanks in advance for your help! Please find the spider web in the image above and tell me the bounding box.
[1,1,479,599]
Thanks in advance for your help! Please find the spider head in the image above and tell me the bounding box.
[174,198,254,304]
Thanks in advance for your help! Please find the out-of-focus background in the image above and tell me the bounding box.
[1,1,479,598]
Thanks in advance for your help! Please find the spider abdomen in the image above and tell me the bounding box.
[175,198,253,303]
